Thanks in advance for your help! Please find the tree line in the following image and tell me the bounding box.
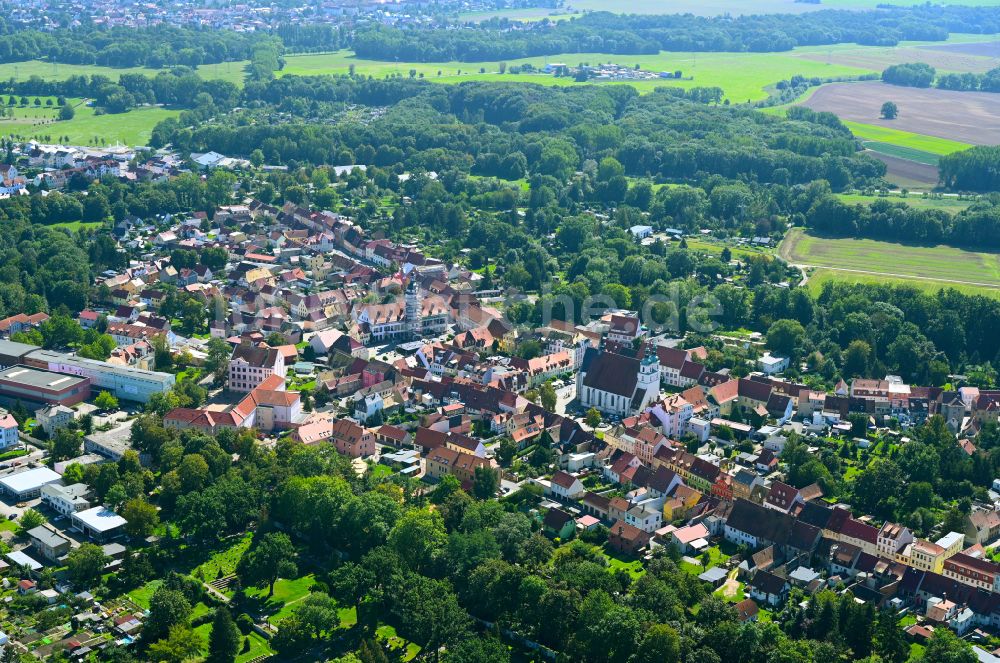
[0,24,277,68]
[0,69,241,114]
[882,61,1000,93]
[350,6,1000,62]
[808,194,1000,247]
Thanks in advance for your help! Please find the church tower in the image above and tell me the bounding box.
[405,279,423,340]
[637,343,660,393]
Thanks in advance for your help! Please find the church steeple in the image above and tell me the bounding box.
[405,278,422,340]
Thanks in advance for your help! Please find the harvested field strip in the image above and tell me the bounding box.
[804,268,1000,299]
[780,228,1000,289]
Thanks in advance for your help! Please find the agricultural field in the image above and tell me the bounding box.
[803,268,1000,299]
[279,48,870,102]
[863,148,942,188]
[834,191,975,213]
[0,59,248,86]
[802,81,1000,146]
[842,121,971,157]
[792,39,1000,74]
[780,228,1000,296]
[0,97,178,146]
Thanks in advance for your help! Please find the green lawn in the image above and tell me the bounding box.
[127,579,163,610]
[278,34,998,103]
[685,237,772,259]
[0,98,179,146]
[781,228,1000,295]
[47,220,106,232]
[375,624,421,661]
[458,7,583,22]
[236,631,273,663]
[602,546,646,579]
[715,576,746,603]
[245,573,317,623]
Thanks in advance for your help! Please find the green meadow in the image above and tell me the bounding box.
[781,228,1000,297]
[0,60,248,86]
[0,97,178,146]
[279,49,870,102]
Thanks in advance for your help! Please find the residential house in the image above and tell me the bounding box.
[549,470,586,501]
[0,413,18,449]
[330,419,375,458]
[543,508,576,540]
[608,519,651,556]
[749,570,790,607]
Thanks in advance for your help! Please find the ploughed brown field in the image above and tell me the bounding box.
[869,153,939,188]
[795,45,1000,74]
[802,81,1000,145]
[922,40,1000,58]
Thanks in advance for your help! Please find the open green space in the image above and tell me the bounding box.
[190,533,251,585]
[835,192,975,213]
[803,268,1000,299]
[244,573,317,623]
[47,220,107,232]
[375,624,421,661]
[0,59,248,86]
[781,228,1000,297]
[571,0,1000,12]
[0,98,179,146]
[862,141,941,167]
[127,579,163,610]
[685,237,773,259]
[279,48,870,102]
[602,546,645,579]
[236,631,273,663]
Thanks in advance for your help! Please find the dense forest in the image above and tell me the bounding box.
[940,147,1000,191]
[0,24,277,68]
[151,78,884,190]
[351,6,1000,61]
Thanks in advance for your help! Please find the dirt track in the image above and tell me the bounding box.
[802,81,1000,145]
